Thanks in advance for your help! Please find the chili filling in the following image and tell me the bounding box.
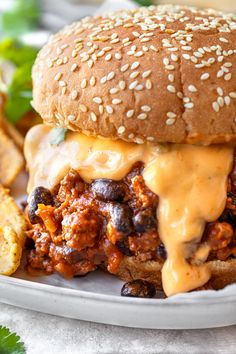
[26,152,236,280]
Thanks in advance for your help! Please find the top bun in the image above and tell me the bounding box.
[32,5,236,145]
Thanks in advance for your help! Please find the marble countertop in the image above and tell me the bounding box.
[0,303,235,354]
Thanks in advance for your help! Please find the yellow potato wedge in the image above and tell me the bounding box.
[2,120,24,150]
[0,185,28,246]
[0,185,28,275]
[0,128,24,186]
[0,226,22,275]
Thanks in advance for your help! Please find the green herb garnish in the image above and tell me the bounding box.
[0,38,38,123]
[0,326,25,354]
[0,0,40,38]
[134,0,153,6]
[50,127,68,146]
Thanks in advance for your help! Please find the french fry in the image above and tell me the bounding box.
[0,128,24,186]
[0,185,28,275]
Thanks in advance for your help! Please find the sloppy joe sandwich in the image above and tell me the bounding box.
[24,5,236,297]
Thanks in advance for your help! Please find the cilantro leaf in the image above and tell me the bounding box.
[0,39,38,123]
[50,128,68,146]
[134,0,153,5]
[5,61,34,123]
[0,0,40,38]
[0,326,25,354]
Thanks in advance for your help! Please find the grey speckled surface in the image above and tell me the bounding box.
[0,303,235,354]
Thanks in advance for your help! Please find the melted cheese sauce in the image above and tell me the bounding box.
[24,125,233,296]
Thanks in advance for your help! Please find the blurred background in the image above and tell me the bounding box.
[0,0,235,135]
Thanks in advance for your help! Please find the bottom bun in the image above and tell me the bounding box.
[116,257,236,292]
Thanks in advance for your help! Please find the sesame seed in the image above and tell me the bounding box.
[90,76,96,86]
[115,53,122,60]
[110,38,120,44]
[141,105,151,112]
[146,79,152,90]
[93,97,103,104]
[128,133,134,139]
[217,87,223,96]
[224,73,232,81]
[142,70,151,78]
[165,65,175,71]
[112,98,122,105]
[56,58,63,65]
[100,76,107,84]
[217,97,224,107]
[71,63,78,72]
[68,115,75,122]
[90,112,97,122]
[166,118,176,125]
[219,37,229,43]
[81,79,87,89]
[171,54,178,62]
[105,53,112,61]
[182,54,190,60]
[71,90,78,100]
[229,92,236,98]
[126,110,134,118]
[121,64,129,72]
[99,105,104,114]
[79,104,88,113]
[167,112,176,118]
[130,71,139,79]
[107,72,115,81]
[119,81,126,90]
[118,126,126,134]
[200,73,210,80]
[224,96,231,105]
[147,136,154,142]
[59,80,66,87]
[106,105,113,114]
[188,85,197,93]
[167,85,176,93]
[135,138,144,144]
[168,74,174,82]
[131,62,140,70]
[137,113,147,120]
[134,51,143,57]
[54,73,62,81]
[212,101,220,112]
[129,81,138,90]
[110,88,119,95]
[184,102,194,109]
[132,31,140,37]
[217,70,224,78]
[135,85,143,91]
[163,58,169,66]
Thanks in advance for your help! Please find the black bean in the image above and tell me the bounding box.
[28,186,54,224]
[91,179,125,202]
[110,204,133,236]
[219,210,236,228]
[116,241,133,256]
[133,209,157,233]
[121,280,156,298]
[157,243,167,261]
[63,246,82,264]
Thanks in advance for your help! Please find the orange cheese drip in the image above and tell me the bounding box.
[24,125,233,296]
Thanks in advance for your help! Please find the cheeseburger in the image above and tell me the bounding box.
[25,5,236,297]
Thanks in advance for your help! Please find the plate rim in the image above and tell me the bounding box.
[1,274,236,305]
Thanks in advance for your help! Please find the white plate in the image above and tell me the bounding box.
[0,173,235,329]
[0,269,236,329]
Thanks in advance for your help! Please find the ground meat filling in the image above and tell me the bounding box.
[27,153,236,279]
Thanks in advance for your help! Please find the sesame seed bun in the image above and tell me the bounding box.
[32,5,236,145]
